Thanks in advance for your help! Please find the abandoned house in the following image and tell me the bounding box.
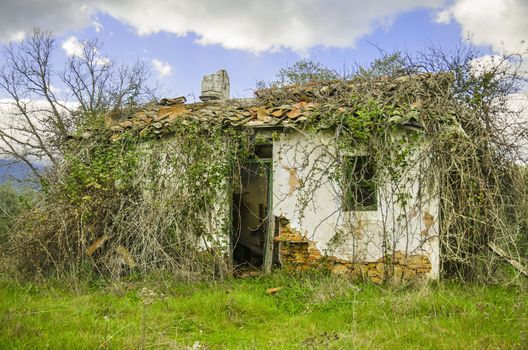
[94,69,446,283]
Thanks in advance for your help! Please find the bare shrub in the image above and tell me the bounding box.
[4,128,241,280]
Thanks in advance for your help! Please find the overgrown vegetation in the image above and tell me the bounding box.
[0,272,526,349]
[4,127,246,279]
[0,183,34,242]
[1,40,527,285]
[257,47,528,283]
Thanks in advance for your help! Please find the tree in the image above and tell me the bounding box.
[257,59,341,89]
[0,183,19,241]
[0,30,156,182]
[258,53,413,89]
[356,52,410,78]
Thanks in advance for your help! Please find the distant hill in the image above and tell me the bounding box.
[0,159,35,184]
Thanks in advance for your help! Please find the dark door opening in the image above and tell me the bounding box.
[232,145,273,272]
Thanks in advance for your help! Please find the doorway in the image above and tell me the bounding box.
[232,144,274,272]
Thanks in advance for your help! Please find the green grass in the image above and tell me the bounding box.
[0,272,526,349]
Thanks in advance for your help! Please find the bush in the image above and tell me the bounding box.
[0,183,37,242]
[0,183,25,242]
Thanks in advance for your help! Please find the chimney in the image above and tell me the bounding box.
[200,69,230,102]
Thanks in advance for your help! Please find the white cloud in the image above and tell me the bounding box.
[0,0,525,55]
[92,19,103,33]
[0,0,442,53]
[469,55,509,76]
[433,9,451,25]
[49,84,65,96]
[151,59,173,78]
[435,0,527,54]
[61,36,111,66]
[0,1,93,43]
[0,98,76,163]
[95,56,111,66]
[97,0,442,53]
[8,31,25,42]
[61,36,84,57]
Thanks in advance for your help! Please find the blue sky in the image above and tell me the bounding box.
[0,0,526,99]
[60,8,464,99]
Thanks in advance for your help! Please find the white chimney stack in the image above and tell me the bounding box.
[200,69,230,102]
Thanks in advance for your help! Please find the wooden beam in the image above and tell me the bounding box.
[262,161,274,274]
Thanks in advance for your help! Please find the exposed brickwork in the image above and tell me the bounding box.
[275,216,432,283]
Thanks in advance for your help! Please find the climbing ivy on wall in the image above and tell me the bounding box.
[4,68,527,284]
[5,116,257,279]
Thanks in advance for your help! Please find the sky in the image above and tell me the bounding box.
[0,0,526,100]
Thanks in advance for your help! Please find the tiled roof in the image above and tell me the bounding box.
[97,74,450,141]
[103,96,322,141]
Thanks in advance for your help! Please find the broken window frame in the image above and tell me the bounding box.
[342,155,378,211]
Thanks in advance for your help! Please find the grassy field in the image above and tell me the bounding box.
[0,272,526,349]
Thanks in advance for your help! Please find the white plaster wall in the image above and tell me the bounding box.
[272,129,440,278]
[140,138,231,253]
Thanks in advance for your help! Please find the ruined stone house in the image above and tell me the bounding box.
[102,70,441,283]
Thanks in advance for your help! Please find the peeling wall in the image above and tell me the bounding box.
[271,130,440,280]
[275,216,432,283]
